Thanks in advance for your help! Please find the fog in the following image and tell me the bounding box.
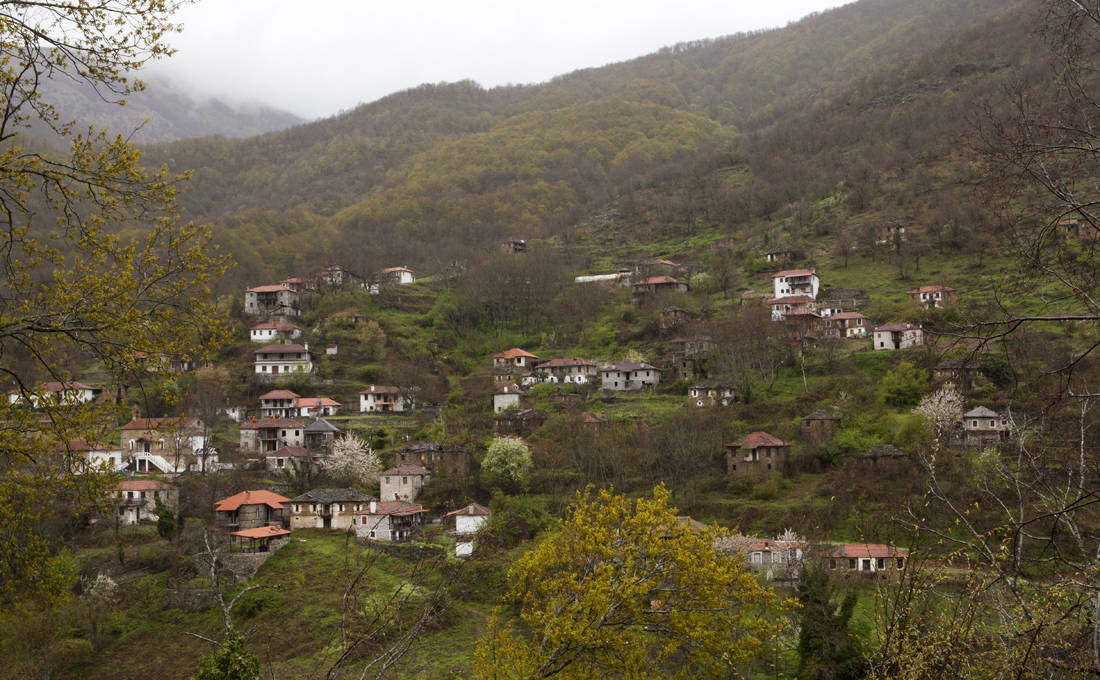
[145,0,849,119]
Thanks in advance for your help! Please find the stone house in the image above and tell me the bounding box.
[962,406,1012,446]
[379,464,431,502]
[666,335,713,380]
[659,306,695,331]
[873,323,923,350]
[743,536,806,581]
[63,439,124,473]
[535,358,599,384]
[687,381,739,407]
[121,416,214,474]
[303,418,342,452]
[116,480,177,526]
[493,384,524,413]
[394,441,472,477]
[215,490,290,531]
[244,284,300,317]
[259,389,300,418]
[295,397,341,418]
[907,284,956,309]
[289,488,376,530]
[934,358,982,389]
[600,362,661,391]
[631,276,688,302]
[801,410,840,446]
[8,380,104,407]
[493,408,547,437]
[379,266,416,285]
[826,543,907,578]
[355,500,427,542]
[262,446,321,473]
[726,431,789,478]
[359,385,413,413]
[253,343,314,378]
[239,417,306,454]
[821,312,869,339]
[493,348,538,373]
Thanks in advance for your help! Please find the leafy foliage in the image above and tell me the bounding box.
[191,632,260,680]
[481,437,532,491]
[474,485,785,678]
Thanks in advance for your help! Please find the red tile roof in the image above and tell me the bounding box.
[59,439,111,452]
[260,390,301,400]
[771,295,815,305]
[581,411,607,424]
[747,538,806,551]
[230,526,292,539]
[295,397,341,408]
[215,490,290,512]
[827,543,907,559]
[772,269,815,278]
[493,348,538,360]
[831,312,867,320]
[251,321,301,331]
[246,284,295,293]
[122,417,200,431]
[364,501,427,516]
[40,380,98,392]
[361,385,401,394]
[537,358,597,368]
[444,503,491,518]
[381,266,414,274]
[118,480,175,491]
[907,284,954,294]
[728,431,789,449]
[633,275,682,286]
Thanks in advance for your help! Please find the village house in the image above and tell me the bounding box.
[821,312,869,338]
[494,408,547,437]
[492,348,539,377]
[934,358,982,389]
[1057,218,1097,242]
[772,269,820,299]
[631,275,688,302]
[826,543,907,577]
[259,389,300,418]
[289,488,375,530]
[253,343,314,378]
[249,320,302,344]
[782,308,822,343]
[355,500,427,542]
[535,357,599,384]
[494,384,523,413]
[359,385,413,413]
[239,417,306,453]
[873,323,923,350]
[116,480,177,526]
[660,305,697,331]
[667,335,713,380]
[8,380,103,408]
[295,396,341,418]
[687,381,739,407]
[314,264,347,289]
[743,535,806,581]
[907,284,956,309]
[445,503,491,557]
[801,410,840,445]
[62,439,125,473]
[394,441,472,477]
[770,295,817,321]
[876,221,907,246]
[581,411,607,431]
[279,276,305,293]
[379,266,416,285]
[228,526,292,553]
[764,248,793,263]
[263,446,322,473]
[244,284,301,317]
[600,362,661,391]
[634,258,684,279]
[303,418,342,452]
[962,406,1012,446]
[121,416,214,474]
[379,464,431,502]
[215,490,291,531]
[726,431,790,478]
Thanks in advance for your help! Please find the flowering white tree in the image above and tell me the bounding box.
[482,436,532,490]
[913,382,964,440]
[324,432,381,488]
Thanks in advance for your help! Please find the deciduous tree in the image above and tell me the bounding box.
[474,485,785,679]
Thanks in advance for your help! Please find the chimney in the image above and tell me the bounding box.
[369,500,376,514]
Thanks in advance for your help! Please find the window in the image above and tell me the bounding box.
[861,559,871,571]
[402,476,408,484]
[752,552,762,563]
[369,530,375,538]
[897,557,905,569]
[848,558,856,569]
[384,477,390,484]
[829,558,836,569]
[876,558,885,570]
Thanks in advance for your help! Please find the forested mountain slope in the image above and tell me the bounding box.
[137,0,1035,288]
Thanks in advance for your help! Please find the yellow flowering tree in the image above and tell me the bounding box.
[474,485,786,679]
[0,1,230,602]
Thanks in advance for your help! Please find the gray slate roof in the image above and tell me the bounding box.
[304,418,342,434]
[291,488,375,504]
[964,406,1000,418]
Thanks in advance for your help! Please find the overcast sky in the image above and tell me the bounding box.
[146,1,849,120]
